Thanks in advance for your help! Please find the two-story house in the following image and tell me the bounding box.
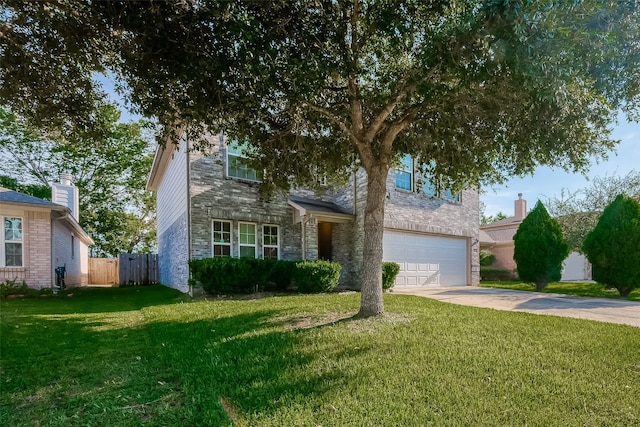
[147,134,480,293]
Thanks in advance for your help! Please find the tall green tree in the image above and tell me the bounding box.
[1,1,638,316]
[546,171,640,251]
[582,194,640,297]
[0,105,156,257]
[513,201,569,291]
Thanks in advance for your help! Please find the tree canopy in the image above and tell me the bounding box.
[0,105,156,257]
[1,1,638,315]
[582,194,640,297]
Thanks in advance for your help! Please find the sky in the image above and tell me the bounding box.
[481,116,640,217]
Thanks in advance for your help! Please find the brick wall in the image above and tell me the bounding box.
[25,211,52,287]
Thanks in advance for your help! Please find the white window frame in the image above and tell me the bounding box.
[262,224,280,260]
[1,216,23,267]
[211,220,233,257]
[225,141,262,182]
[395,154,413,191]
[238,222,257,258]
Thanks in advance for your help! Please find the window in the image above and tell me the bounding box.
[238,222,257,258]
[422,176,461,203]
[212,220,232,257]
[395,154,413,191]
[226,141,262,182]
[71,235,75,259]
[262,225,280,259]
[2,217,23,267]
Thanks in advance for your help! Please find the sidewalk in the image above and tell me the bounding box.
[392,286,640,327]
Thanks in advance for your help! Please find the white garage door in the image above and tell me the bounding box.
[383,231,468,287]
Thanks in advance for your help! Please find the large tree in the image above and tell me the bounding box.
[0,105,156,257]
[1,1,638,316]
[582,194,640,297]
[546,171,640,251]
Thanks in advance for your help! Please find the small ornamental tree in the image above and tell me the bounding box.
[513,201,569,291]
[582,195,640,297]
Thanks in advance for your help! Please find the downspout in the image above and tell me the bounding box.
[301,215,306,260]
[50,212,55,289]
[186,137,193,295]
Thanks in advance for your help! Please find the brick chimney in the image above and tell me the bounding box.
[51,173,80,221]
[514,193,527,220]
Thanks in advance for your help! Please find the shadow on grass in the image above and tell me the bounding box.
[0,285,188,315]
[1,294,366,426]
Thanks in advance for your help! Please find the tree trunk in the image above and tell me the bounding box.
[357,164,390,318]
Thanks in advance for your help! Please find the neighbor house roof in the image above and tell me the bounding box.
[479,229,495,245]
[0,187,66,209]
[480,215,523,229]
[0,187,94,245]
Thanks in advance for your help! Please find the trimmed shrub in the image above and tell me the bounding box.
[382,262,400,291]
[479,249,496,267]
[189,257,301,295]
[513,200,569,291]
[264,259,298,291]
[293,260,341,293]
[582,194,640,297]
[480,267,517,281]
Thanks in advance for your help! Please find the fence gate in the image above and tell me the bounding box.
[89,258,119,285]
[118,253,159,286]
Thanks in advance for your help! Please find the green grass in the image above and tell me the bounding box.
[480,281,640,301]
[2,286,639,426]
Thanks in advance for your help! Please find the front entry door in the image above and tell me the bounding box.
[317,222,333,260]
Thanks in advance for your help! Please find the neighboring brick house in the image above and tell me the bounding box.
[480,194,591,281]
[147,135,480,293]
[0,175,94,288]
[480,193,527,273]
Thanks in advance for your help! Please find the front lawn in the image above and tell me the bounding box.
[481,281,640,301]
[2,286,639,426]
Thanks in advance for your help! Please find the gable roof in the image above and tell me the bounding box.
[0,187,66,209]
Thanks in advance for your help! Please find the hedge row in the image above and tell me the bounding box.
[480,266,518,281]
[189,258,402,295]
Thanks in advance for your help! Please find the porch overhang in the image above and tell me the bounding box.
[288,195,354,224]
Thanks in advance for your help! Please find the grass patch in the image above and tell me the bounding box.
[481,281,640,302]
[2,285,639,426]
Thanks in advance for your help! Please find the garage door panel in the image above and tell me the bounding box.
[383,231,467,287]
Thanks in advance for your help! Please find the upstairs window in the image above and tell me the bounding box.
[395,154,413,191]
[226,141,262,182]
[422,176,461,203]
[2,217,23,267]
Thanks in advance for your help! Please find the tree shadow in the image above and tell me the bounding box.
[1,298,369,426]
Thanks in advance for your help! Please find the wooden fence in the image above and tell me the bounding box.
[88,254,159,286]
[88,258,119,285]
[119,253,159,286]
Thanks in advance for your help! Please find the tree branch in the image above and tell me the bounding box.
[364,64,441,143]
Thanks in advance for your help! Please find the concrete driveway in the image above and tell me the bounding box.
[393,287,640,328]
